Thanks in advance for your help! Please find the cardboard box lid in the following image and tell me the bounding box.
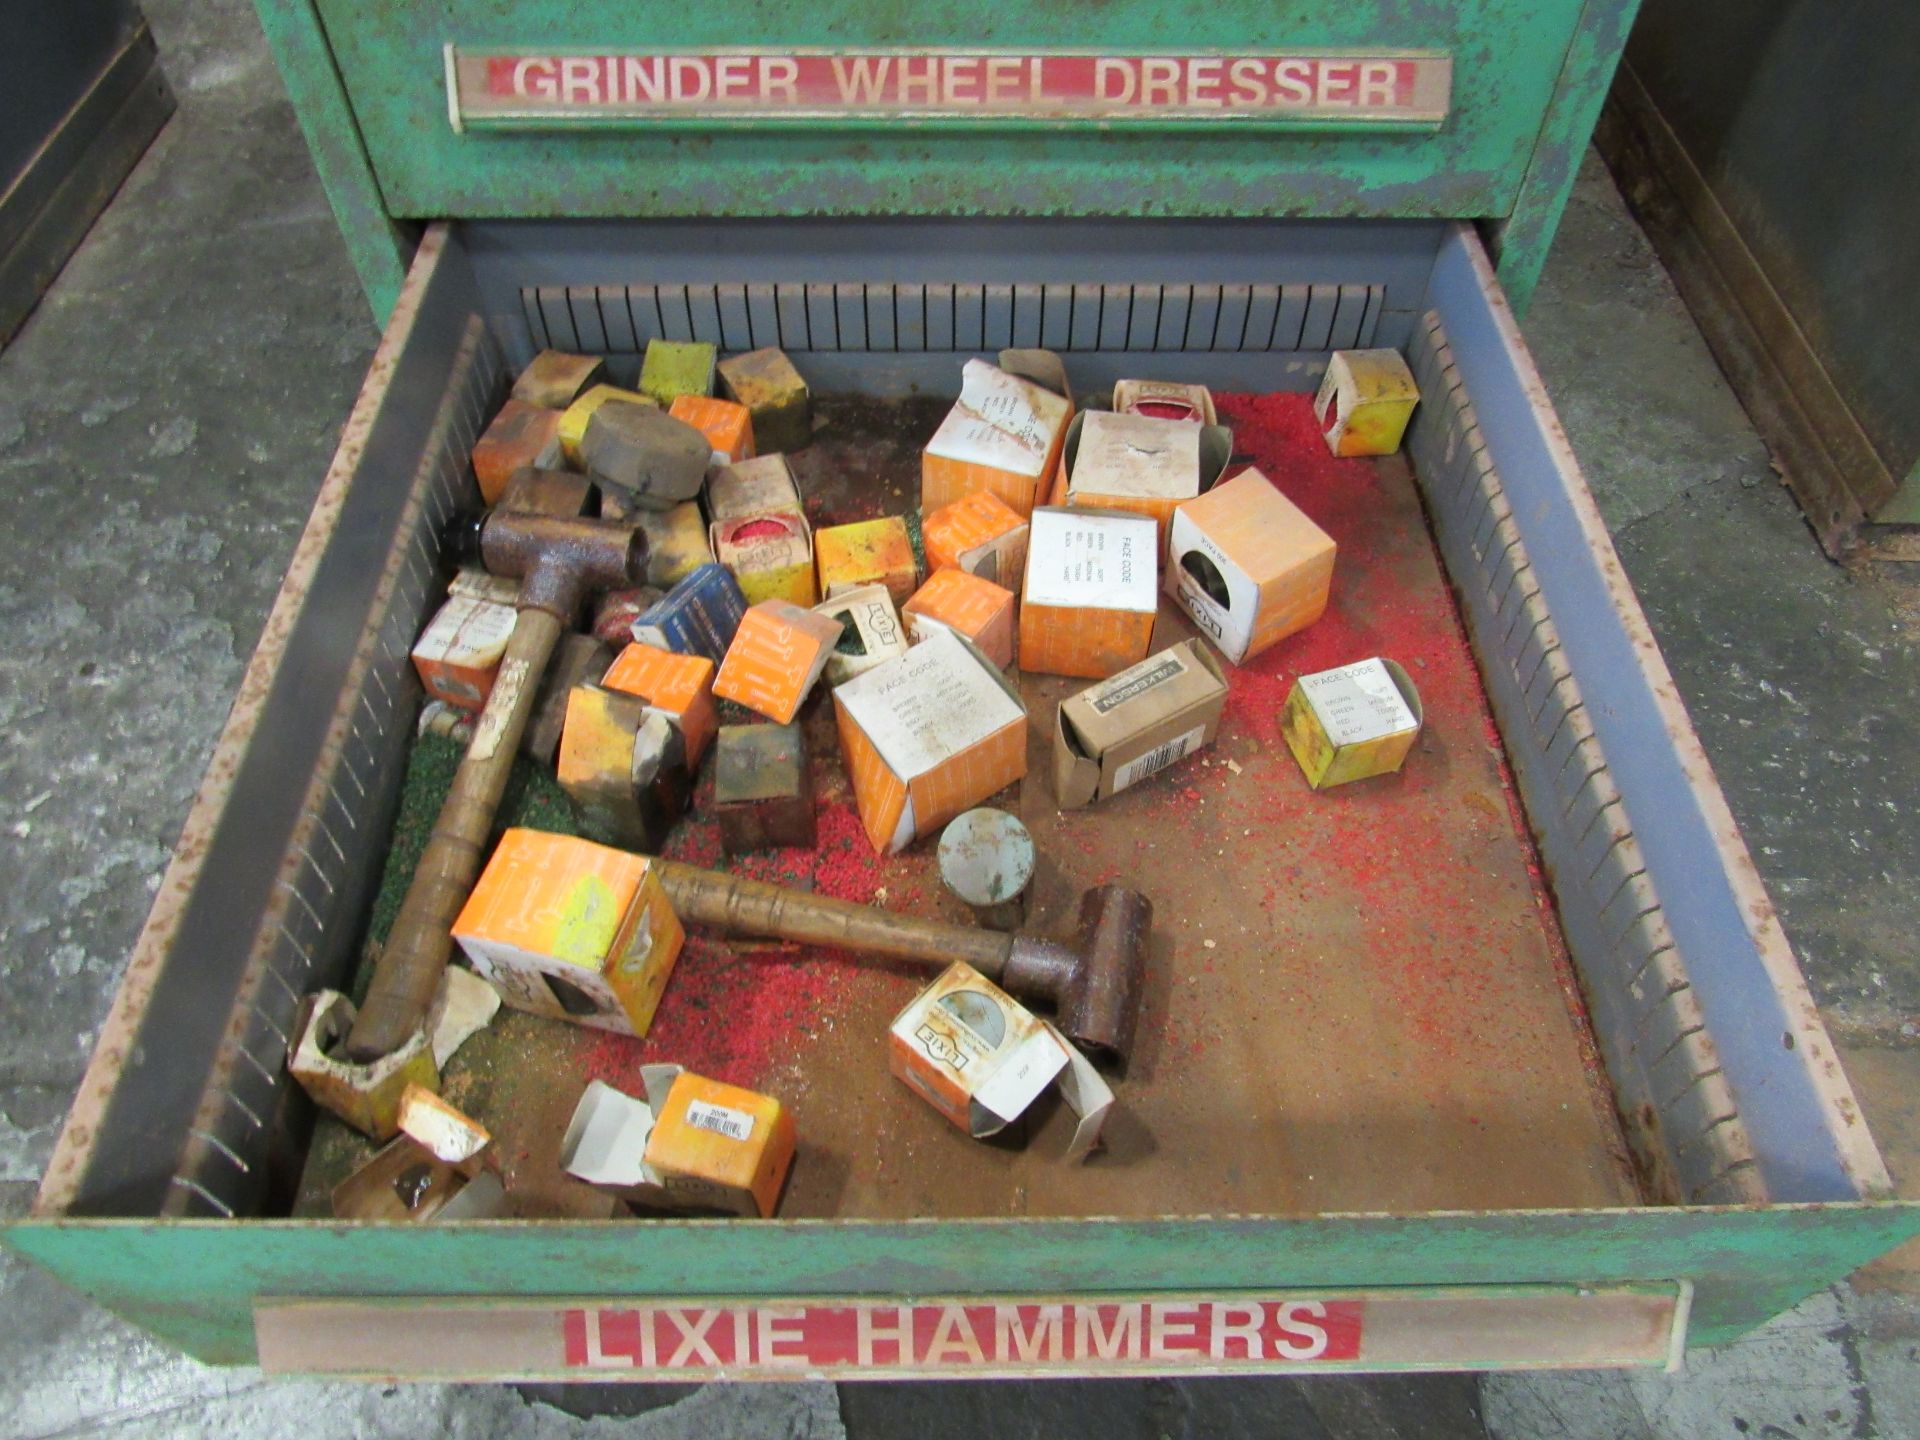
[925,359,1072,478]
[559,1068,682,1190]
[1298,656,1422,744]
[833,628,1024,784]
[1024,507,1160,613]
[1064,411,1232,502]
[1112,378,1217,425]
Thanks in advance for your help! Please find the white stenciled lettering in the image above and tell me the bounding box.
[986,55,1023,104]
[925,1305,987,1364]
[1073,1305,1143,1361]
[756,1308,807,1367]
[560,57,601,105]
[832,55,891,103]
[997,1304,1064,1362]
[897,56,938,105]
[622,57,666,103]
[1359,61,1398,108]
[1229,57,1265,106]
[758,56,799,102]
[1272,1301,1332,1360]
[1273,59,1313,105]
[1315,62,1355,105]
[942,56,980,105]
[1186,58,1223,108]
[663,1308,723,1366]
[1140,57,1180,107]
[714,55,751,101]
[1148,1301,1201,1358]
[1095,58,1136,104]
[514,58,557,101]
[669,57,712,102]
[857,1305,913,1365]
[1209,1302,1265,1360]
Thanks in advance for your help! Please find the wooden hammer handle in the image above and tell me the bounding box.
[655,860,1014,978]
[345,607,566,1061]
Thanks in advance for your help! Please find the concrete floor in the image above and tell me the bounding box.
[3,3,1918,1436]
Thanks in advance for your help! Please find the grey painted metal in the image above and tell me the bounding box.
[1416,224,1882,1204]
[1405,313,1760,1207]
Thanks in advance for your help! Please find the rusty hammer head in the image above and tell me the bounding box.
[448,467,647,620]
[1000,885,1152,1069]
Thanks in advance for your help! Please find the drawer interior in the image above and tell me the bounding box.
[30,219,1889,1233]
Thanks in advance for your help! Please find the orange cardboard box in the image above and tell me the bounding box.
[712,600,844,723]
[815,515,918,606]
[560,1067,796,1218]
[832,627,1027,853]
[669,394,756,466]
[903,568,1017,670]
[410,594,518,710]
[452,829,684,1038]
[512,350,607,410]
[471,400,563,504]
[1018,507,1161,679]
[602,642,718,764]
[1166,467,1337,664]
[923,489,1030,592]
[888,962,1113,1159]
[921,359,1072,520]
[1060,410,1233,546]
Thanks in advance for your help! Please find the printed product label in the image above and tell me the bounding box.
[1024,509,1158,612]
[1299,659,1417,746]
[1090,651,1188,714]
[683,1100,756,1142]
[1113,725,1206,792]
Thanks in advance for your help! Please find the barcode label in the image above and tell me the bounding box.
[1113,725,1207,793]
[684,1100,755,1142]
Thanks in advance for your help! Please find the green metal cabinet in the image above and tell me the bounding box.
[13,0,1917,1383]
[256,0,1640,319]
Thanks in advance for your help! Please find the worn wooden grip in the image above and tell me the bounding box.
[346,608,566,1062]
[654,861,1014,978]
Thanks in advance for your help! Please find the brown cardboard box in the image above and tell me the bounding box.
[887,962,1112,1160]
[1053,640,1229,808]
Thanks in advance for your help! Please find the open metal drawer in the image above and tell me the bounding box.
[5,218,1915,1379]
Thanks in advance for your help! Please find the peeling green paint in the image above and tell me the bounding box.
[7,1202,1919,1367]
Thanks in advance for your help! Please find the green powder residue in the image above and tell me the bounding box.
[354,732,581,1000]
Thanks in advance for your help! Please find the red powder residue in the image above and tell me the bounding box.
[575,762,918,1093]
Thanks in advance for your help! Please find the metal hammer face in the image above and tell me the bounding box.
[447,468,647,620]
[1002,885,1152,1069]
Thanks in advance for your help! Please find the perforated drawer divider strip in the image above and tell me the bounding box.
[161,320,502,1219]
[522,281,1385,355]
[1405,311,1765,1208]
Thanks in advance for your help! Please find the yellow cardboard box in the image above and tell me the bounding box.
[815,515,918,606]
[1280,657,1424,789]
[1314,348,1420,457]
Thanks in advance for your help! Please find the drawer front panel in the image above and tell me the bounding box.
[310,0,1593,220]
